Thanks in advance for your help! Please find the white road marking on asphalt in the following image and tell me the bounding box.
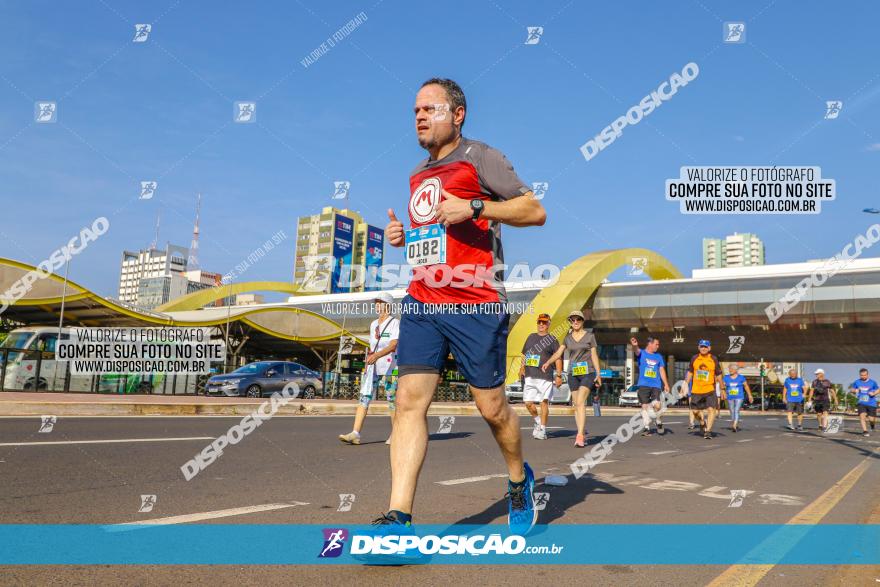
[436,474,509,486]
[737,439,754,442]
[519,426,564,430]
[592,472,805,505]
[111,502,310,528]
[763,435,775,439]
[0,436,214,447]
[648,450,679,455]
[766,418,779,421]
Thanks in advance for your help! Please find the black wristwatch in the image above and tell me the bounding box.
[470,199,484,220]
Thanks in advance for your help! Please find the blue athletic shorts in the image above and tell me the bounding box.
[396,294,509,389]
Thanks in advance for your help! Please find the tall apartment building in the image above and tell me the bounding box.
[135,269,228,310]
[118,244,189,305]
[293,206,384,293]
[702,233,764,268]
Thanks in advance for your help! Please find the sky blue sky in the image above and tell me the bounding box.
[1,1,878,379]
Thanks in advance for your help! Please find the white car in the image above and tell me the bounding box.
[505,375,572,405]
[618,385,640,407]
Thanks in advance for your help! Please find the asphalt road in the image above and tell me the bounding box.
[1,412,878,586]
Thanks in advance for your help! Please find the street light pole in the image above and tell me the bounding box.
[760,357,765,412]
[57,257,70,338]
[55,257,71,391]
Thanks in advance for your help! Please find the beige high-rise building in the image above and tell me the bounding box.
[292,206,384,293]
[702,233,764,268]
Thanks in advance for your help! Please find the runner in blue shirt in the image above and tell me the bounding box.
[722,364,753,433]
[849,368,879,437]
[783,368,806,431]
[629,336,671,436]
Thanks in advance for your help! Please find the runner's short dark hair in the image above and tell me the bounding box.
[646,336,659,344]
[421,78,467,129]
[860,368,869,373]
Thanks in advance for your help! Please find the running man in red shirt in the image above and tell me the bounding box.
[376,78,547,539]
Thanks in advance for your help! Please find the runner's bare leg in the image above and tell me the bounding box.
[352,405,368,434]
[473,385,525,482]
[573,387,588,436]
[389,373,438,514]
[706,407,716,431]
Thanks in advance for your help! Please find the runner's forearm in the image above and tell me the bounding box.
[545,346,565,365]
[481,195,546,227]
[372,340,398,359]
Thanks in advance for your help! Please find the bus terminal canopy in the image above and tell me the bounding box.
[0,257,365,357]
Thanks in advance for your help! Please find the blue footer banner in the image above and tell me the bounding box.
[1,524,878,565]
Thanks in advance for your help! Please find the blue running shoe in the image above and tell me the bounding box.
[352,512,427,565]
[507,462,537,535]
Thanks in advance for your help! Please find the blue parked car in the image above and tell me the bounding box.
[206,361,322,398]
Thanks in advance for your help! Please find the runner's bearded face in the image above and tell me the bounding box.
[414,85,459,150]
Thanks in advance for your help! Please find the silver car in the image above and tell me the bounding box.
[618,385,640,407]
[206,361,323,398]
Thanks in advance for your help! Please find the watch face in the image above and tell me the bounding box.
[471,199,483,210]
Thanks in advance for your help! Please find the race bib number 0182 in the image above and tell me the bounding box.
[405,224,446,266]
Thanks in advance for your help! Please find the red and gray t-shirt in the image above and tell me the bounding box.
[407,137,530,304]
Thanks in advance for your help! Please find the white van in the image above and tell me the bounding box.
[0,327,197,394]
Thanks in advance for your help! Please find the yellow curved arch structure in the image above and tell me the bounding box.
[156,281,307,312]
[505,248,682,384]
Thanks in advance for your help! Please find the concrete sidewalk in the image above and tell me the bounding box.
[0,391,861,419]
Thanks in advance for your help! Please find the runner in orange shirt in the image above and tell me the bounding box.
[685,339,723,439]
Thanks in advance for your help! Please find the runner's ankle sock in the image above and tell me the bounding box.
[390,510,412,525]
[534,416,541,426]
[509,477,526,489]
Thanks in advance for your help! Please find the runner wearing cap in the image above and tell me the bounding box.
[721,364,752,432]
[374,78,547,540]
[686,339,722,439]
[807,368,837,433]
[522,313,561,440]
[849,368,879,437]
[339,292,399,445]
[783,368,806,431]
[542,310,601,447]
[629,336,670,436]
